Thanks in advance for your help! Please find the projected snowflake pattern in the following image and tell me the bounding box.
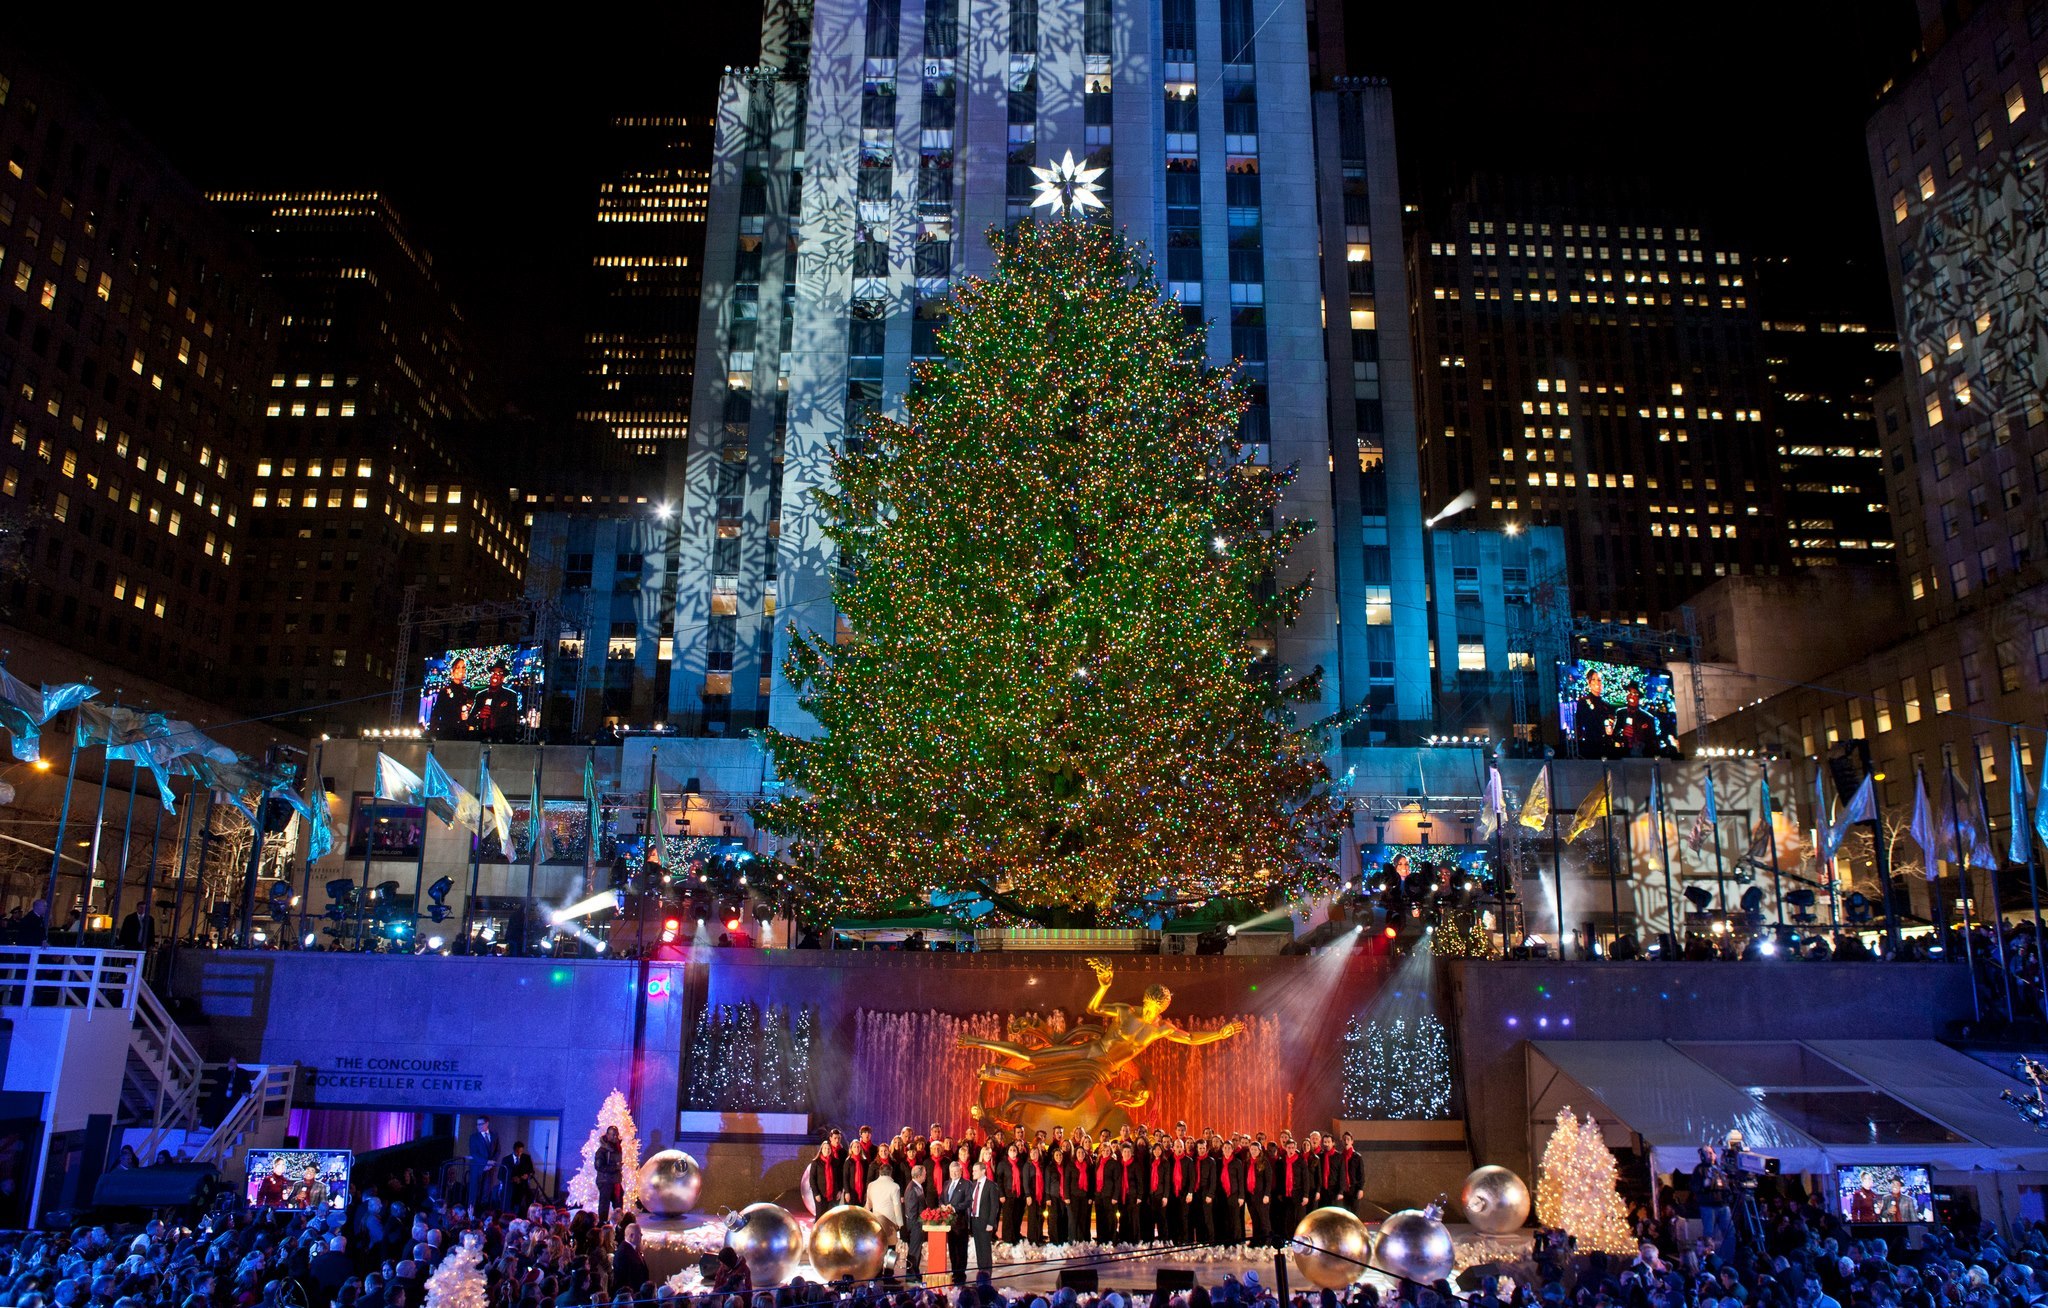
[1900,143,2048,423]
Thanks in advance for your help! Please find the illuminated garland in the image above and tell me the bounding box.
[685,1002,816,1110]
[756,218,1348,923]
[1535,1108,1634,1254]
[1348,1014,1455,1120]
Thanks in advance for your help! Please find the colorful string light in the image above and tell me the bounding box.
[757,219,1348,924]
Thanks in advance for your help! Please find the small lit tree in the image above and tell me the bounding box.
[423,1236,487,1308]
[567,1088,643,1212]
[1535,1107,1632,1253]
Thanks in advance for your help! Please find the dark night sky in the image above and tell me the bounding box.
[9,0,1919,411]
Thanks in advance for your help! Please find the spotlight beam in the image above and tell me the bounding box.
[550,891,620,925]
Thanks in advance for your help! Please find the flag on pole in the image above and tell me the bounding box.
[1740,774,1778,869]
[528,766,544,866]
[423,754,482,833]
[644,754,665,871]
[271,773,335,864]
[2012,738,2033,866]
[1517,765,1550,831]
[1813,766,1833,857]
[1687,771,1718,852]
[1909,770,1939,876]
[1825,775,1875,860]
[1565,776,1610,843]
[2034,743,2048,855]
[376,753,425,804]
[1945,770,1994,869]
[0,667,96,762]
[1478,765,1506,840]
[480,756,514,853]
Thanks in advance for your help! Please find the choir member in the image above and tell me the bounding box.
[1338,1131,1365,1214]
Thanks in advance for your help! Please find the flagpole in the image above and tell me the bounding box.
[165,788,204,989]
[137,783,165,948]
[82,690,124,929]
[183,794,216,950]
[238,746,276,950]
[1762,765,1786,944]
[1939,763,1981,1024]
[414,742,435,953]
[108,758,140,934]
[1706,761,1729,917]
[356,773,377,952]
[44,715,85,912]
[298,741,324,950]
[525,747,544,957]
[1547,761,1567,959]
[2020,729,2047,1019]
[1865,760,1898,955]
[1967,740,2014,1024]
[1600,762,1621,954]
[1652,760,1677,955]
[464,746,489,951]
[584,744,599,901]
[1491,763,1509,958]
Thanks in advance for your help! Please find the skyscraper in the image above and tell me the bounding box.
[0,46,272,699]
[207,190,527,731]
[670,0,1346,739]
[1753,254,1897,571]
[580,115,713,457]
[1411,179,1787,624]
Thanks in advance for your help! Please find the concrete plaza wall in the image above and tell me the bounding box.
[1445,959,1977,1181]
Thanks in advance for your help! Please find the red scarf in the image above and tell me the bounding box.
[1221,1147,1234,1196]
[1340,1146,1355,1187]
[1094,1155,1110,1192]
[1284,1154,1298,1195]
[850,1149,868,1194]
[1118,1162,1130,1202]
[1150,1154,1167,1192]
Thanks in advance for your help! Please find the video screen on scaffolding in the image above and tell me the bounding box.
[419,643,544,741]
[1557,659,1680,759]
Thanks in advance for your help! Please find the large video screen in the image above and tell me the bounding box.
[1362,843,1494,889]
[1835,1164,1933,1223]
[246,1148,353,1210]
[419,644,544,741]
[1558,659,1680,759]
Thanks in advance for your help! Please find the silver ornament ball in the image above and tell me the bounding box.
[1292,1207,1373,1289]
[727,1202,804,1285]
[1458,1166,1530,1235]
[808,1204,889,1282]
[1375,1208,1455,1285]
[637,1150,703,1216]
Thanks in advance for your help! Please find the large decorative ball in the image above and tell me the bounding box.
[727,1202,803,1285]
[1292,1207,1372,1289]
[1375,1208,1455,1285]
[1459,1166,1530,1235]
[637,1150,703,1216]
[808,1204,888,1283]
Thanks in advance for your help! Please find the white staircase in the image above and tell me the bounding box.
[0,948,299,1219]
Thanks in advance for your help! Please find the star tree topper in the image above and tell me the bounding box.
[1029,150,1106,217]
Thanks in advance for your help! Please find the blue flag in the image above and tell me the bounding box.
[0,667,96,763]
[2011,738,2033,866]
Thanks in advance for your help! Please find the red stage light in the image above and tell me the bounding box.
[724,916,742,932]
[663,918,680,934]
[1383,926,1397,938]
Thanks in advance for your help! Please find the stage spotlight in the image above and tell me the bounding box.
[662,918,681,943]
[426,875,454,923]
[374,880,401,901]
[427,935,445,950]
[1845,891,1873,924]
[266,880,293,920]
[1739,886,1765,913]
[302,932,317,948]
[724,915,742,932]
[1682,886,1714,914]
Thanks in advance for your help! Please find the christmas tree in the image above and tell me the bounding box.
[566,1088,643,1213]
[1535,1108,1633,1253]
[756,217,1349,923]
[423,1236,487,1308]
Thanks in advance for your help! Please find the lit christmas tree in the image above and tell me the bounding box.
[567,1088,643,1213]
[1535,1108,1633,1253]
[423,1236,487,1308]
[756,218,1349,923]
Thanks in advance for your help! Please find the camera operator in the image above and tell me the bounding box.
[1693,1145,1737,1254]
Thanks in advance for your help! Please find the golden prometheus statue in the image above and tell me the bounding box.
[958,957,1245,1135]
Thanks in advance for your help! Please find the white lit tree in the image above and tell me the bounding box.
[1535,1108,1632,1254]
[567,1088,643,1213]
[423,1235,487,1308]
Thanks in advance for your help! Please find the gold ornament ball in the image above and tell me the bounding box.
[1459,1166,1530,1235]
[637,1150,703,1216]
[1292,1206,1373,1289]
[727,1202,804,1285]
[1375,1209,1455,1285]
[808,1204,889,1283]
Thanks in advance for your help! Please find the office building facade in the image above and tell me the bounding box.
[0,47,271,699]
[580,115,713,457]
[1411,180,1787,624]
[206,191,527,732]
[661,0,1353,740]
